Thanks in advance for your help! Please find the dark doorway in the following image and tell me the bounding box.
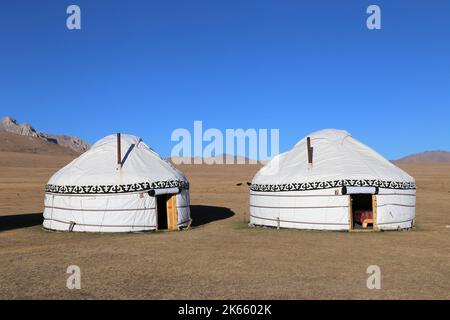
[156,195,168,230]
[351,194,373,229]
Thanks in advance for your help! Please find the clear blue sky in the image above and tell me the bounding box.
[1,0,449,159]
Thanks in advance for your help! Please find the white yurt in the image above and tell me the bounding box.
[43,134,190,232]
[249,129,416,231]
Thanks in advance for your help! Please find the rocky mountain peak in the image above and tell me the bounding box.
[0,116,90,153]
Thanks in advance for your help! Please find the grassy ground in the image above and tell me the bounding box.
[0,152,449,299]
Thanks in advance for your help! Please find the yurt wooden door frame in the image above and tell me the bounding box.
[156,194,178,231]
[348,194,379,232]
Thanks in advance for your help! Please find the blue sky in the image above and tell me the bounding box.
[0,0,449,159]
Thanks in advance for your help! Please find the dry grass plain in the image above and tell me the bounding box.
[0,151,449,299]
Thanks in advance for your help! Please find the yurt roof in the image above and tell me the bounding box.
[251,129,415,191]
[46,134,188,194]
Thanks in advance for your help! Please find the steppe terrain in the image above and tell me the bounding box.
[0,137,449,299]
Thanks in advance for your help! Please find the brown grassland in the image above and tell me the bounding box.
[0,151,449,299]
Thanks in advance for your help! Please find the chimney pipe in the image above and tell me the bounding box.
[117,133,122,169]
[307,137,313,169]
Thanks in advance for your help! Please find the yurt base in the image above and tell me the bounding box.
[248,223,413,233]
[42,223,191,234]
[41,227,157,234]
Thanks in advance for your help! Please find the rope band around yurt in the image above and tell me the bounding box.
[44,180,189,195]
[250,179,416,192]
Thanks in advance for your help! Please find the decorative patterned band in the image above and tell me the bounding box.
[250,179,416,192]
[45,180,189,195]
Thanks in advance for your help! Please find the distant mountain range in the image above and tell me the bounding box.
[0,115,449,162]
[169,151,450,165]
[0,116,89,153]
[394,150,450,164]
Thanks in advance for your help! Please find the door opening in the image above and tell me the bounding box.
[157,195,168,230]
[350,194,373,230]
[166,194,178,230]
[156,194,178,231]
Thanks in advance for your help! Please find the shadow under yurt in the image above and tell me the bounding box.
[43,133,190,232]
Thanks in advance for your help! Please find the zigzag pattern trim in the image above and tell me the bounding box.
[45,180,189,195]
[250,179,416,192]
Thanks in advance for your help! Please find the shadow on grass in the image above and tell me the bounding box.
[190,205,234,227]
[0,213,42,232]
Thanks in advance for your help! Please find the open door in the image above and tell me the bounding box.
[166,194,178,231]
[344,186,379,232]
[156,194,178,231]
[349,194,375,230]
